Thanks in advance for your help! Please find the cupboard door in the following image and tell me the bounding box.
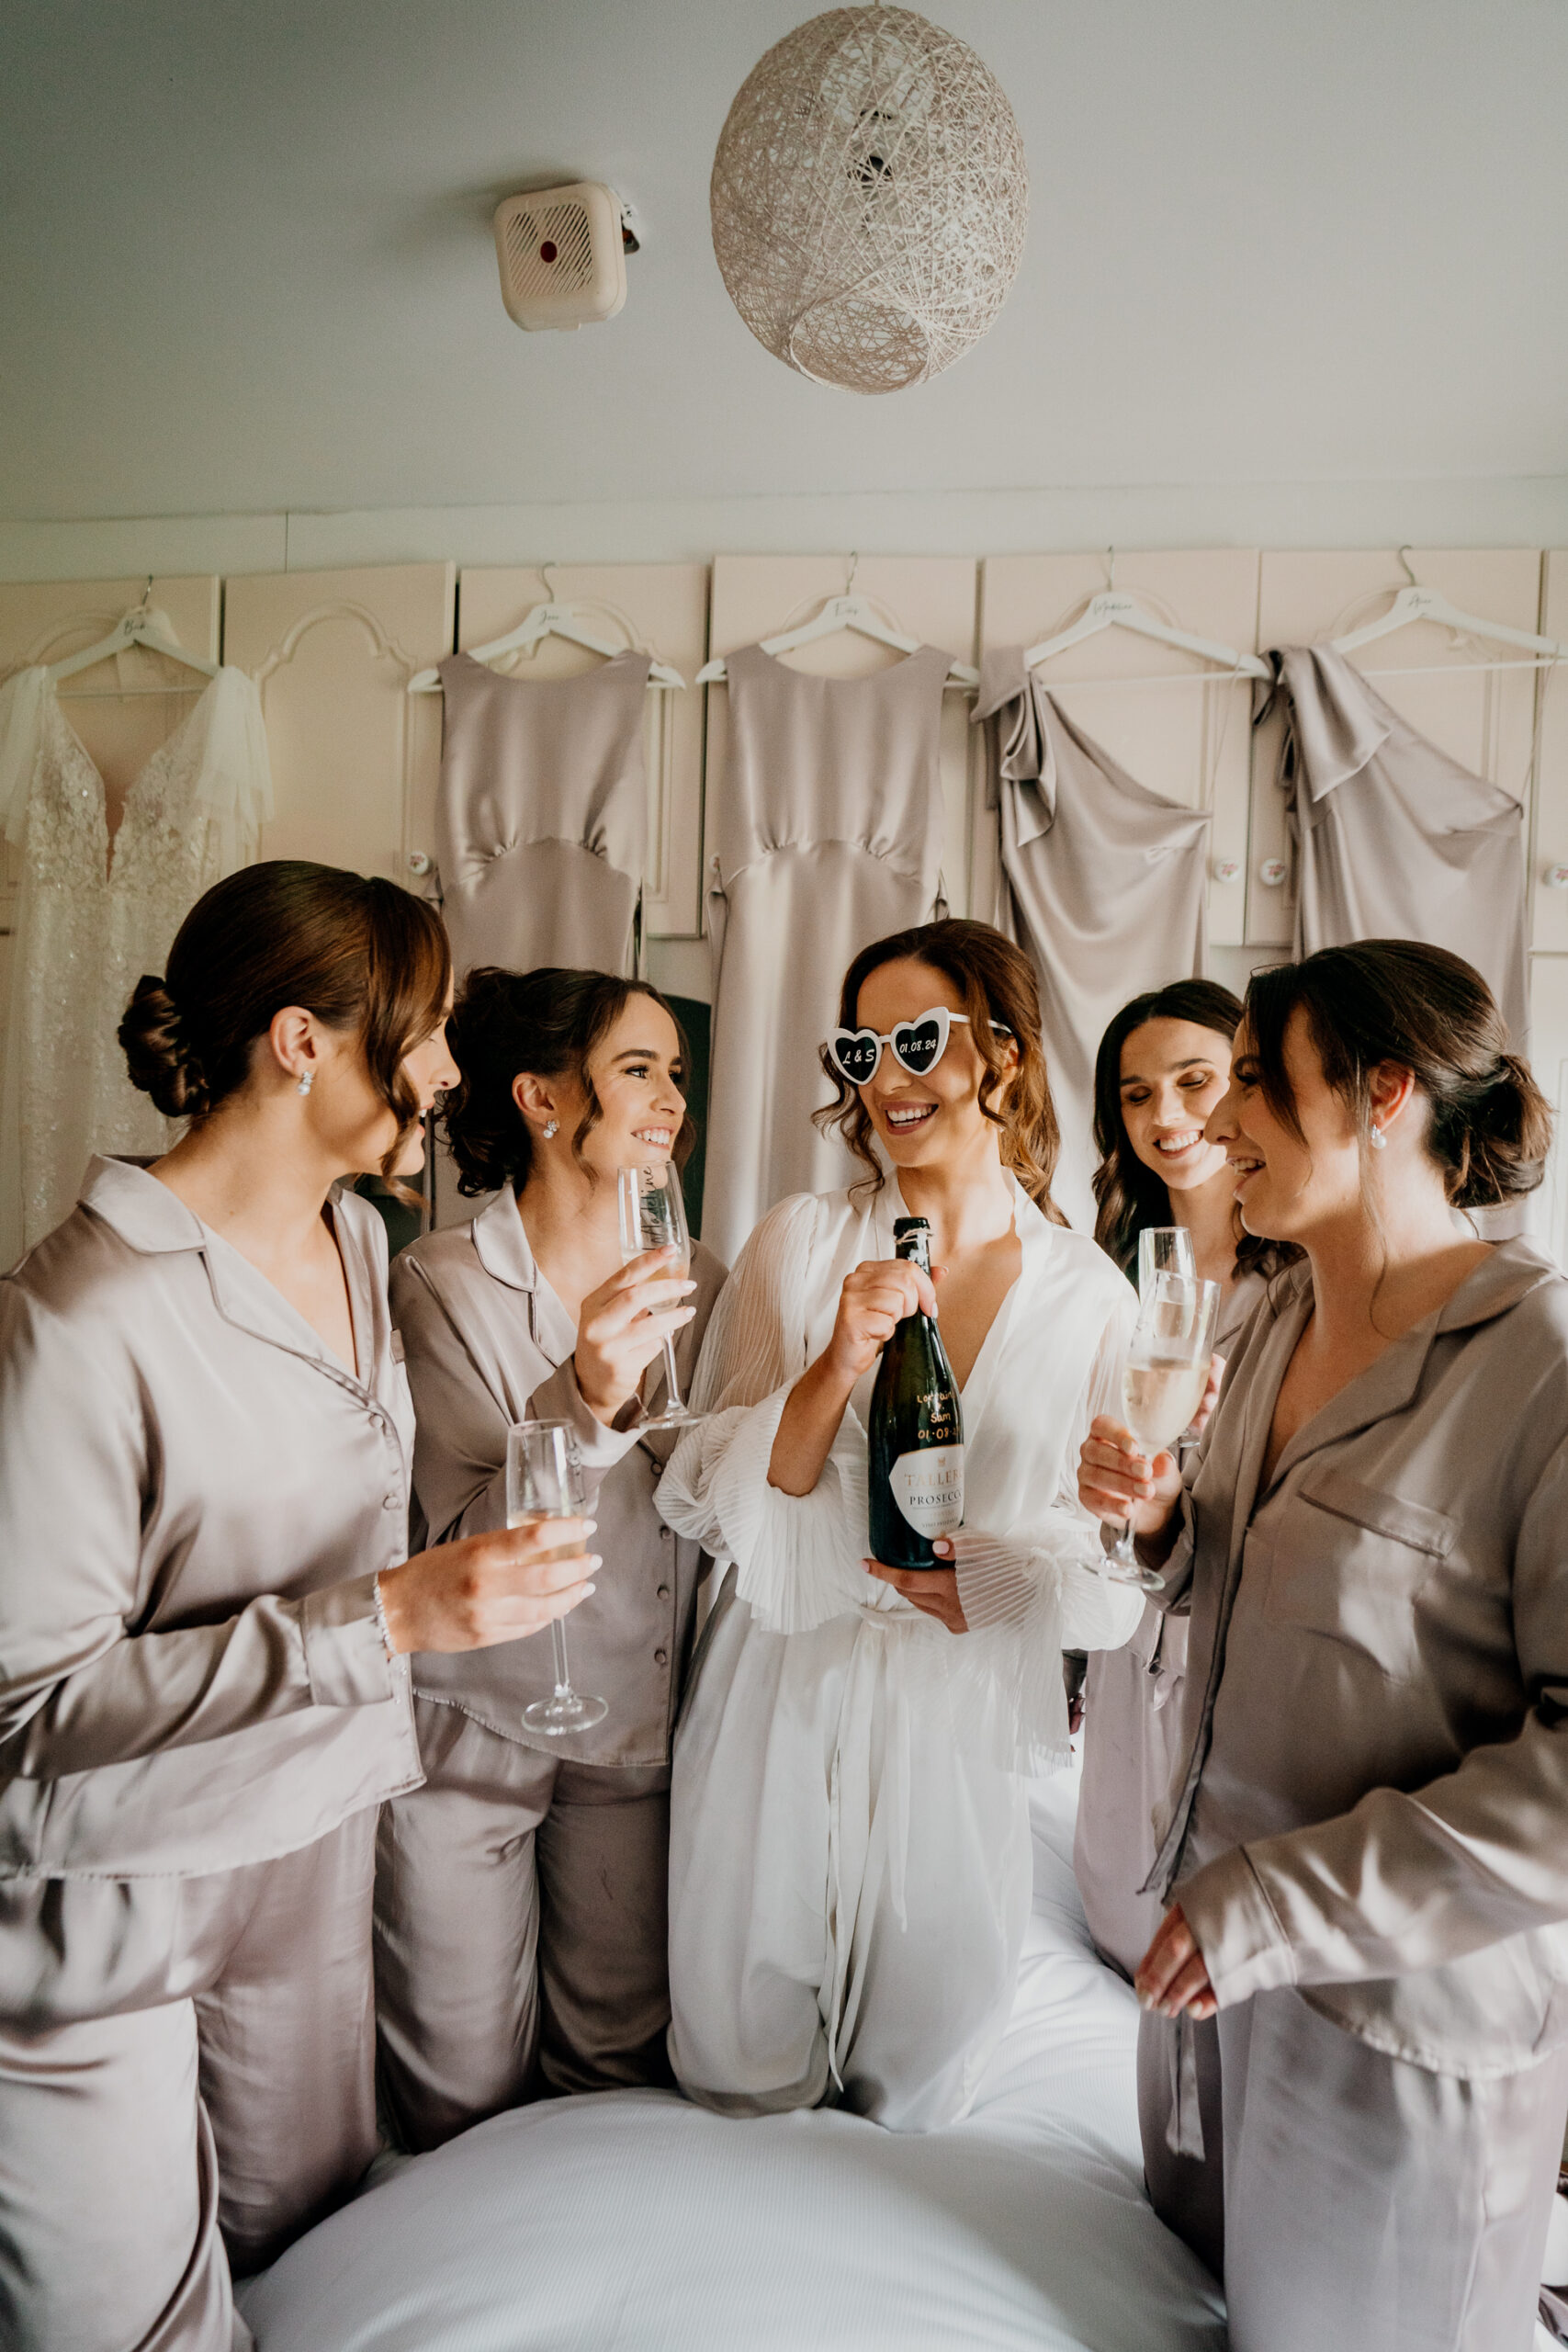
[703,555,979,927]
[0,573,220,1035]
[1529,956,1568,1262]
[1251,549,1543,948]
[1526,554,1568,955]
[978,551,1261,948]
[457,565,708,939]
[222,565,455,886]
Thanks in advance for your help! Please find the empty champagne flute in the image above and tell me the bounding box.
[1137,1224,1196,1299]
[1102,1272,1220,1593]
[508,1419,607,1736]
[615,1161,705,1431]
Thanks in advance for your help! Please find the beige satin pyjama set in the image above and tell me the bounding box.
[378,1187,724,2150]
[0,1159,425,2352]
[1146,1239,1568,2351]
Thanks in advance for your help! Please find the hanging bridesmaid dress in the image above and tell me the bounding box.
[700,641,950,1264]
[0,662,272,1264]
[975,652,1212,1234]
[433,650,650,984]
[1271,644,1529,1042]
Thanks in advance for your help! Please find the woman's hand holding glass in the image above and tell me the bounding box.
[572,1247,697,1429]
[377,1520,599,1656]
[1077,1415,1185,1550]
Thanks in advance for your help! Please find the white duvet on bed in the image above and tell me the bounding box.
[241,1761,1226,2351]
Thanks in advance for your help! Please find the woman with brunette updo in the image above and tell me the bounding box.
[377,966,726,2149]
[0,865,596,2352]
[1080,941,1568,2352]
[660,920,1142,2131]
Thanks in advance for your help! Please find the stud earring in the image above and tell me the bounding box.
[296,1069,314,1098]
[542,1118,558,1139]
[1369,1124,1386,1149]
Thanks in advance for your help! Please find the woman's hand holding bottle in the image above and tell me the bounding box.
[378,1521,599,1655]
[824,1256,941,1386]
[572,1246,696,1425]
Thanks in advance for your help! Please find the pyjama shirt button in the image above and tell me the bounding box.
[382,1495,400,1510]
[654,1648,669,1668]
[656,1584,671,1601]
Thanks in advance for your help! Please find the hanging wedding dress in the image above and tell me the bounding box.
[0,663,272,1264]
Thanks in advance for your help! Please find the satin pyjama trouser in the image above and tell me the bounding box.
[0,1813,378,2352]
[1146,1984,1568,2352]
[373,1704,673,2153]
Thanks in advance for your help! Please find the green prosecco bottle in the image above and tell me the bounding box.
[867,1216,965,1570]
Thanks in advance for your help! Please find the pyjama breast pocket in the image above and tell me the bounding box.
[1263,1463,1458,1684]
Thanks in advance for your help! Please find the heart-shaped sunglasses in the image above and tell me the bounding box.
[826,1006,1013,1088]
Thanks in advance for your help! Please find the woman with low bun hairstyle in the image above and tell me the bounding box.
[0,863,598,2352]
[1078,940,1568,2350]
[377,964,727,2150]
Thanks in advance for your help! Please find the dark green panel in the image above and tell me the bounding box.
[665,993,711,1242]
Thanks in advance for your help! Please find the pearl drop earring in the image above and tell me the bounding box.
[297,1069,314,1098]
[1369,1124,1386,1149]
[542,1118,558,1139]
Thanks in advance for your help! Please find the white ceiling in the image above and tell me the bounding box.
[1,0,1565,525]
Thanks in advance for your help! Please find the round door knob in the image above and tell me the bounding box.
[407,851,432,876]
[1545,865,1568,890]
[1258,858,1289,888]
[1212,858,1240,884]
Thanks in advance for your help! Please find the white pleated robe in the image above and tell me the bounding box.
[658,1177,1142,2132]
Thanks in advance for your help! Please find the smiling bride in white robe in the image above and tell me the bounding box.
[659,920,1142,2132]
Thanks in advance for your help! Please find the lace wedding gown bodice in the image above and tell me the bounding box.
[0,664,272,1263]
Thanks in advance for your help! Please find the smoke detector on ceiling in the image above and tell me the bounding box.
[492,182,636,332]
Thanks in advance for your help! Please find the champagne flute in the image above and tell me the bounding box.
[1137,1225,1195,1299]
[509,1419,607,1736]
[615,1161,706,1431]
[1102,1272,1220,1594]
[1138,1227,1202,1442]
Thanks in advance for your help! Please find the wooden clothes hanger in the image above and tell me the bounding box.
[695,557,979,689]
[1329,549,1568,673]
[409,569,684,694]
[48,583,220,695]
[1022,549,1270,684]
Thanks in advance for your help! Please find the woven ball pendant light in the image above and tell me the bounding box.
[710,4,1028,394]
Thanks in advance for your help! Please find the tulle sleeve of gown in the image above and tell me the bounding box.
[657,1193,874,1635]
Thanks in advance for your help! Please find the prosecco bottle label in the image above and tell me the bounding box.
[889,1443,964,1536]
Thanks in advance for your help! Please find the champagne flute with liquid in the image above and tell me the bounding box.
[1101,1272,1220,1593]
[508,1419,607,1736]
[1137,1227,1203,1442]
[615,1161,706,1431]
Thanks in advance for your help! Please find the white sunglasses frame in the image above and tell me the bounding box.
[825,1006,1014,1088]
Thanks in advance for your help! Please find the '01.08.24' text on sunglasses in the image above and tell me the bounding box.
[826,1006,1014,1087]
